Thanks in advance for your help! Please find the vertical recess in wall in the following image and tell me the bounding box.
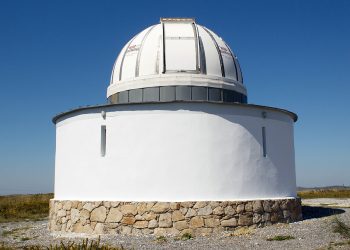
[101,125,106,157]
[262,126,267,157]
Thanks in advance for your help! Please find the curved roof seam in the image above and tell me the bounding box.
[202,26,225,77]
[192,22,201,72]
[119,34,138,81]
[135,25,156,77]
[224,42,239,81]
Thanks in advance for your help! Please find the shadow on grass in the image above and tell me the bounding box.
[302,205,345,220]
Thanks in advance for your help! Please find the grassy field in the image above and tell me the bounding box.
[297,189,350,199]
[0,189,349,223]
[0,194,53,223]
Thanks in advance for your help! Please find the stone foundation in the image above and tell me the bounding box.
[49,198,302,236]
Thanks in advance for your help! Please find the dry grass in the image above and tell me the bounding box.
[297,189,350,199]
[0,193,53,223]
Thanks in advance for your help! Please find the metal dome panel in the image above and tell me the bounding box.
[108,18,246,102]
[197,26,222,77]
[120,27,152,81]
[138,25,162,76]
[164,22,197,72]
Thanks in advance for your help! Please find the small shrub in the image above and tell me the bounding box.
[155,236,167,243]
[1,230,13,237]
[181,232,193,240]
[1,227,31,237]
[232,227,254,236]
[2,228,19,237]
[333,217,350,239]
[332,240,350,246]
[266,235,295,241]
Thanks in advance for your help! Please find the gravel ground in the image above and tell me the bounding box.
[302,198,350,208]
[1,199,350,250]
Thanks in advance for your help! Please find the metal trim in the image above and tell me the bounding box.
[224,42,239,82]
[198,36,207,74]
[235,58,244,83]
[119,34,138,81]
[164,69,199,74]
[135,25,156,77]
[166,36,194,40]
[192,22,201,73]
[155,35,161,74]
[110,60,117,84]
[160,18,196,23]
[162,22,166,73]
[202,26,225,77]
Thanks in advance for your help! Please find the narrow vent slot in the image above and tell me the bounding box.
[101,125,106,157]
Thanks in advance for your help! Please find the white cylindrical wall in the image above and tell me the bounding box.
[54,103,296,201]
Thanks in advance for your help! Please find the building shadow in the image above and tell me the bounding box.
[302,205,345,220]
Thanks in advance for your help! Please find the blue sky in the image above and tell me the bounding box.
[0,0,349,194]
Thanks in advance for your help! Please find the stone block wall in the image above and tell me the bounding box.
[49,198,302,236]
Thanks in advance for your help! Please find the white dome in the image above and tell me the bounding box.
[107,18,247,103]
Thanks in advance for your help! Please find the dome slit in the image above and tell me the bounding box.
[202,26,225,77]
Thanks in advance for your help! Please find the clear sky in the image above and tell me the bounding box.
[0,0,349,195]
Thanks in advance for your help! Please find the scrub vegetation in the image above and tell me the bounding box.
[325,217,350,249]
[180,232,193,240]
[1,238,124,250]
[333,217,350,239]
[0,194,53,223]
[297,189,350,199]
[266,235,295,241]
[155,236,167,243]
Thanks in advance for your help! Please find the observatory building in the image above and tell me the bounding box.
[49,18,302,236]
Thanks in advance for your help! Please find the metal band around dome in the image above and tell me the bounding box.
[135,25,156,77]
[202,26,225,77]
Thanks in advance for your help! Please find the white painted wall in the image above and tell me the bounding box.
[54,103,297,201]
